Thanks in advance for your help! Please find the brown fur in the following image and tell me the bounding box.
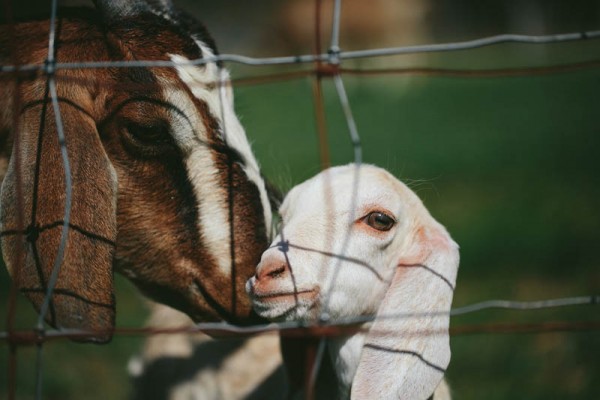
[0,7,270,341]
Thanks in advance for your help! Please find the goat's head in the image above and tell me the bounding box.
[0,0,273,342]
[246,164,459,399]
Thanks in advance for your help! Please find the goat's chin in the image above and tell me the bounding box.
[255,304,316,322]
[250,292,319,322]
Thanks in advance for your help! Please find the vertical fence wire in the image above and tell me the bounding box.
[319,0,364,321]
[3,0,25,399]
[329,0,342,57]
[311,0,331,170]
[33,0,74,397]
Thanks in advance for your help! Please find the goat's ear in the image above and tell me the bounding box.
[0,102,117,343]
[352,222,459,399]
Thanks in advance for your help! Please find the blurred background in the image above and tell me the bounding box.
[1,0,599,399]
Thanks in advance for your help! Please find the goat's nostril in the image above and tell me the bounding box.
[267,265,287,279]
[257,261,289,281]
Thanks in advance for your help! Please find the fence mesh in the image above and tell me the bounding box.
[1,0,599,399]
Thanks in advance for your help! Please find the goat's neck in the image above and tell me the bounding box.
[328,323,370,398]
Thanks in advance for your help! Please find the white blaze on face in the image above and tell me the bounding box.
[164,42,272,275]
[161,79,232,276]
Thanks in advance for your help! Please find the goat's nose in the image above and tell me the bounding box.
[256,259,290,282]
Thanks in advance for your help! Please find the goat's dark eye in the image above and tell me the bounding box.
[365,212,395,231]
[122,120,174,157]
[125,121,171,145]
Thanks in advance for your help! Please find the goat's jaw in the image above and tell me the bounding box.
[246,280,320,321]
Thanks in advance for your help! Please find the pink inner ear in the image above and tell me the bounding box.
[398,226,445,266]
[408,227,431,265]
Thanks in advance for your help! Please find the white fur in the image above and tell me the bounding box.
[247,164,459,399]
[165,45,272,274]
[160,71,233,275]
[170,48,273,235]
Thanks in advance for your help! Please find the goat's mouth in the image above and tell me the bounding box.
[252,289,319,303]
[248,287,320,320]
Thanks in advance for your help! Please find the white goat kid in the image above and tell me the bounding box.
[247,164,459,399]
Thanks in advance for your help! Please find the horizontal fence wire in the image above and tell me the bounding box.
[1,295,599,344]
[5,56,600,98]
[3,57,600,98]
[2,30,600,73]
[2,0,600,399]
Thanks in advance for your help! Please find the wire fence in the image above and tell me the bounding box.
[1,0,599,399]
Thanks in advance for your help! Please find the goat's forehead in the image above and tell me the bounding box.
[281,165,416,218]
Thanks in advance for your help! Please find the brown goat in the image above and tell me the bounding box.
[0,0,273,342]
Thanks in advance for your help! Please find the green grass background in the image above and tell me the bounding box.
[1,40,600,399]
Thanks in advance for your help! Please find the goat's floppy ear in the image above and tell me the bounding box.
[0,101,117,343]
[352,222,459,399]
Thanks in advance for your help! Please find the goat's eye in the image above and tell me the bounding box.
[365,212,395,231]
[122,120,174,156]
[125,121,171,145]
